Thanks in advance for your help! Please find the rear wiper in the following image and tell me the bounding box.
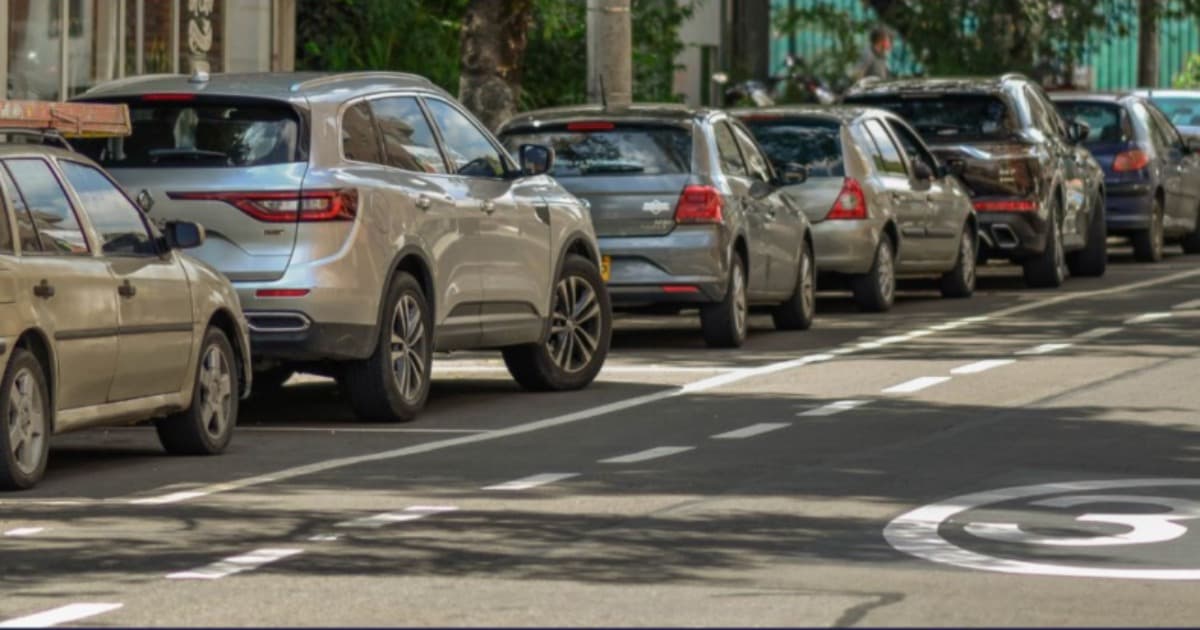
[581,163,645,174]
[148,148,230,165]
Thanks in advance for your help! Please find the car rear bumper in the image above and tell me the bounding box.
[1105,183,1155,232]
[977,210,1049,259]
[599,226,729,306]
[810,220,880,275]
[244,312,376,362]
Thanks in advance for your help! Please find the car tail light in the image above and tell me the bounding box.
[141,93,196,102]
[255,289,311,298]
[973,199,1038,212]
[674,185,724,224]
[567,121,615,131]
[167,189,358,223]
[826,178,867,220]
[1113,149,1150,172]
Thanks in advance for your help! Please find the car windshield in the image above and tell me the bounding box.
[1147,97,1200,128]
[500,125,691,176]
[847,94,1016,140]
[743,118,845,177]
[1054,102,1131,144]
[73,100,301,168]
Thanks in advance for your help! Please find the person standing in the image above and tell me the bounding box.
[852,26,892,81]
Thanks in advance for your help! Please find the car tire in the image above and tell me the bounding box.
[1067,194,1107,277]
[345,272,432,422]
[250,367,294,396]
[1180,204,1200,254]
[503,255,612,391]
[852,237,895,312]
[939,226,977,298]
[156,327,238,455]
[701,254,749,348]
[772,239,816,331]
[1023,201,1067,288]
[0,349,50,490]
[1132,197,1165,263]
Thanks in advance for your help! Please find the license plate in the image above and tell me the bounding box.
[600,256,611,282]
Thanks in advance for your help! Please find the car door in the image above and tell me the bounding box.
[58,159,195,402]
[423,97,550,345]
[1146,104,1199,230]
[1027,86,1088,244]
[0,158,119,412]
[730,120,798,295]
[862,118,931,263]
[886,117,963,263]
[713,120,769,294]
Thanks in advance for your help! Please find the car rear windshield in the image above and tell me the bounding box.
[500,124,691,176]
[743,118,844,177]
[73,99,301,168]
[847,94,1016,140]
[1054,101,1132,144]
[1148,97,1200,128]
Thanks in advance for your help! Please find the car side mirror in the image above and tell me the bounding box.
[912,160,934,181]
[778,162,808,185]
[164,220,205,250]
[1068,120,1090,144]
[519,144,554,176]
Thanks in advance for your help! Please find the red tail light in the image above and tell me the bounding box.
[1113,149,1150,172]
[255,289,311,298]
[826,178,867,220]
[167,189,358,223]
[973,199,1038,212]
[567,121,615,131]
[674,185,724,224]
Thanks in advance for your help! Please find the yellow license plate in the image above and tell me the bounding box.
[600,256,611,282]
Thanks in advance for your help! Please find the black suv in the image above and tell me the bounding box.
[844,74,1107,287]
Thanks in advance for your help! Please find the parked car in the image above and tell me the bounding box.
[74,72,612,422]
[0,124,251,489]
[736,106,978,311]
[844,74,1108,288]
[1052,92,1200,262]
[1132,88,1200,142]
[497,104,816,348]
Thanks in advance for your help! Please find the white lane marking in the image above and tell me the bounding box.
[167,548,303,580]
[483,473,579,491]
[237,427,489,434]
[308,534,340,542]
[1074,326,1124,340]
[0,603,123,628]
[711,422,791,439]
[1015,342,1073,356]
[799,400,869,417]
[1172,298,1200,310]
[1126,312,1172,324]
[3,527,45,537]
[950,359,1015,375]
[882,376,951,394]
[436,364,730,374]
[129,491,207,505]
[121,266,1200,506]
[335,506,458,528]
[599,446,694,464]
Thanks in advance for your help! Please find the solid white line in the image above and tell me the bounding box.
[1172,298,1200,310]
[0,604,123,628]
[950,359,1015,375]
[1125,312,1172,324]
[237,427,489,434]
[335,506,458,528]
[711,422,791,439]
[799,400,869,417]
[167,548,302,580]
[1015,342,1073,356]
[599,446,694,464]
[308,534,340,542]
[129,491,207,505]
[3,527,45,537]
[435,364,729,374]
[1074,326,1124,341]
[882,376,951,394]
[483,473,579,491]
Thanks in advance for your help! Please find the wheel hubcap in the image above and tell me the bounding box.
[390,294,428,403]
[198,345,233,439]
[801,249,815,316]
[7,368,45,477]
[548,275,603,373]
[733,267,747,337]
[879,243,895,303]
[962,232,976,287]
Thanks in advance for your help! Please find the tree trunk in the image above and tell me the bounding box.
[730,0,771,81]
[458,0,533,131]
[1138,0,1161,87]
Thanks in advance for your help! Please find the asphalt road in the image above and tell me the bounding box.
[3,245,1200,627]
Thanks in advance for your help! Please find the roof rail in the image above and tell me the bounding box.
[290,71,433,93]
[82,73,184,95]
[0,128,73,150]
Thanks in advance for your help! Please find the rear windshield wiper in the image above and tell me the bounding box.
[580,163,646,174]
[148,148,231,165]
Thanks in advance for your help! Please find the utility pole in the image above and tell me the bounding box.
[587,0,632,106]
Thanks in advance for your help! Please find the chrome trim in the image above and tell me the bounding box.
[245,311,313,334]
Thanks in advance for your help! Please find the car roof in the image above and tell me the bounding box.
[1048,91,1136,104]
[731,105,890,124]
[0,138,98,163]
[500,103,719,131]
[80,71,448,104]
[846,74,1028,97]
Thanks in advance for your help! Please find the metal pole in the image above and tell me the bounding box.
[59,0,69,100]
[0,0,9,98]
[136,0,144,74]
[586,0,632,107]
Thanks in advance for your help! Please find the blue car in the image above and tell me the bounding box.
[1052,92,1200,262]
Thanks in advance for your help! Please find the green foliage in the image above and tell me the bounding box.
[1174,53,1200,88]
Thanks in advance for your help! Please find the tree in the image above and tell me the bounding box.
[1137,0,1160,87]
[459,0,534,130]
[730,0,772,81]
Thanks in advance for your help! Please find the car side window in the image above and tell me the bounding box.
[2,159,89,255]
[1148,105,1185,151]
[1134,102,1171,154]
[885,119,938,175]
[714,122,748,177]
[730,123,773,183]
[0,182,11,254]
[370,96,448,174]
[863,119,908,176]
[0,167,38,253]
[342,101,384,164]
[424,99,506,178]
[59,161,157,257]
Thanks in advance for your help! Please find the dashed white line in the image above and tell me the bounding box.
[1172,298,1200,310]
[599,446,694,464]
[1015,342,1073,356]
[167,548,303,580]
[950,359,1015,375]
[3,527,45,537]
[711,422,791,439]
[0,603,123,628]
[483,473,579,491]
[1074,326,1124,340]
[335,506,459,529]
[882,376,951,394]
[799,400,869,417]
[1125,312,1172,324]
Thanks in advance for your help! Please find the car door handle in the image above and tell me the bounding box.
[32,279,54,299]
[118,280,137,298]
[480,200,496,214]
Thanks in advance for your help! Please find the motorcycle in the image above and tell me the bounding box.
[711,54,837,108]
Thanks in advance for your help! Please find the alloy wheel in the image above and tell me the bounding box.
[390,294,428,403]
[879,242,895,304]
[801,248,815,317]
[961,232,976,288]
[548,275,604,373]
[198,345,233,440]
[7,368,45,477]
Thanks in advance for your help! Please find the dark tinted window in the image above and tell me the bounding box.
[731,123,772,182]
[0,182,10,253]
[1146,105,1184,150]
[1150,97,1200,127]
[2,159,89,255]
[849,94,1017,140]
[75,100,301,168]
[370,97,447,173]
[1054,102,1132,143]
[60,161,157,256]
[342,101,383,164]
[425,99,506,177]
[863,120,907,176]
[501,125,692,177]
[0,167,37,252]
[714,122,748,177]
[886,119,937,174]
[744,118,845,177]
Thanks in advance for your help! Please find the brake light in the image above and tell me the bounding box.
[167,189,358,223]
[141,93,196,102]
[674,185,724,224]
[826,178,867,220]
[255,289,311,298]
[1113,149,1150,172]
[567,121,615,131]
[973,199,1038,212]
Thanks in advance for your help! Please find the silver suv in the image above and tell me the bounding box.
[0,133,251,489]
[76,72,612,422]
